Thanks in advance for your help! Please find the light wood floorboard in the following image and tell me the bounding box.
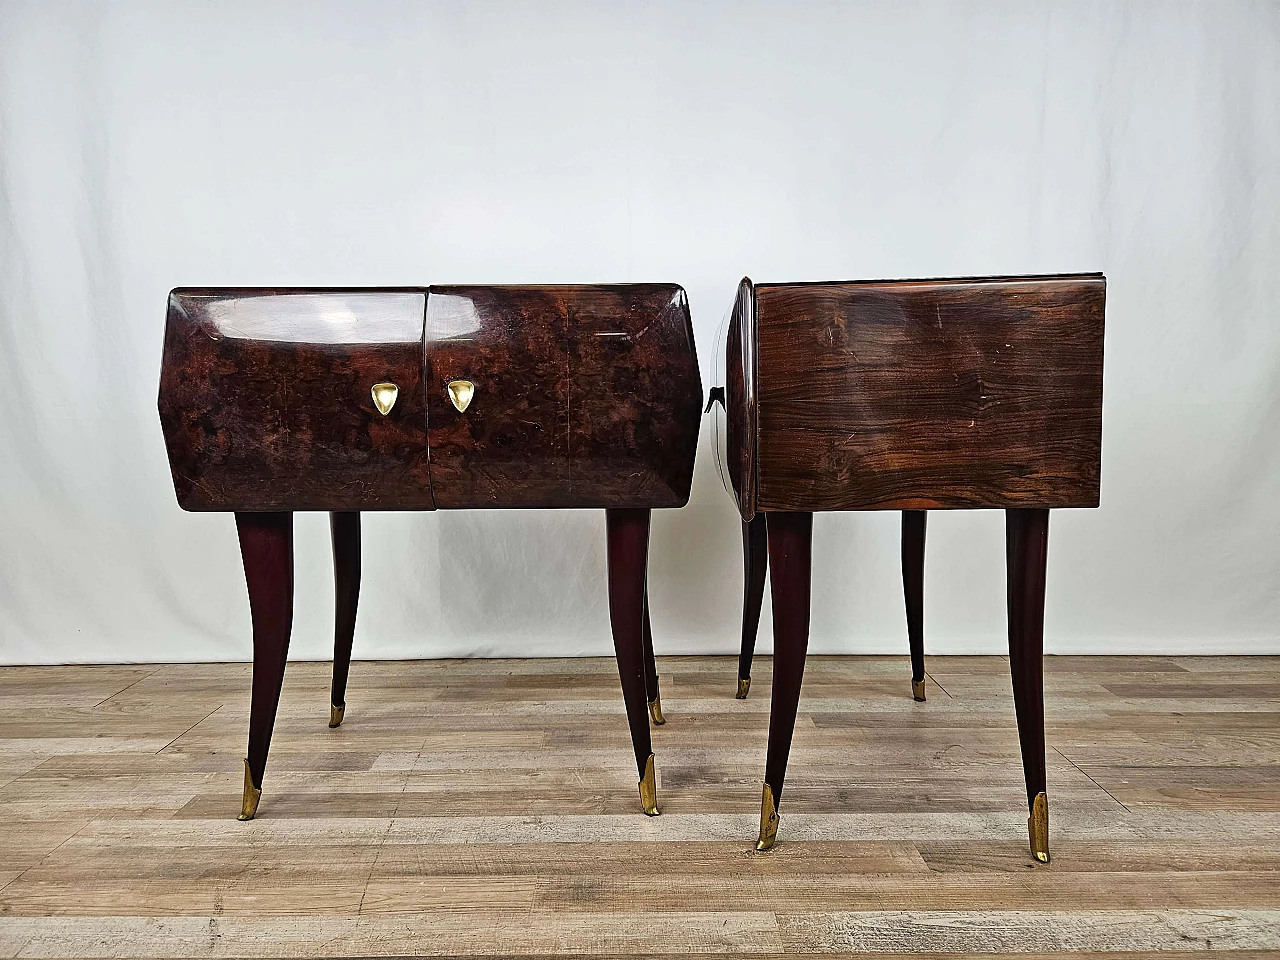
[0,655,1277,956]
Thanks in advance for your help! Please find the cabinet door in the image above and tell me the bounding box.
[159,289,433,511]
[424,285,701,509]
[423,287,569,507]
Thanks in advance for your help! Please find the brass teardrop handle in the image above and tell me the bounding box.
[371,382,398,416]
[448,380,474,413]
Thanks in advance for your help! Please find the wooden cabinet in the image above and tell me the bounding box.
[716,274,1105,862]
[158,284,702,821]
[158,290,432,511]
[160,285,700,512]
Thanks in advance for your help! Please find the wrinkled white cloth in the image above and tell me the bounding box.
[1,0,1277,664]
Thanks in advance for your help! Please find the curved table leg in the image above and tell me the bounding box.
[902,510,927,701]
[757,511,813,850]
[328,511,360,728]
[736,514,769,698]
[606,508,659,815]
[1007,508,1051,862]
[235,511,294,821]
[642,586,665,725]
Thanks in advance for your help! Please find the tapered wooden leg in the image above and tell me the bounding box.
[902,510,927,701]
[606,508,658,815]
[757,511,813,850]
[641,585,665,725]
[736,514,768,698]
[235,511,294,821]
[328,511,360,728]
[1007,508,1050,862]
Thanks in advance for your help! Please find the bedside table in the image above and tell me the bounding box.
[710,274,1105,861]
[159,285,702,820]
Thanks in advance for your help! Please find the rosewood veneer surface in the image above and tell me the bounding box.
[160,285,700,511]
[718,274,1105,517]
[716,273,1106,862]
[159,290,432,512]
[157,284,701,820]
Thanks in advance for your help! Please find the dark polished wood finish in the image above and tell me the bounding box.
[902,510,927,690]
[160,286,702,512]
[606,508,654,780]
[329,511,360,717]
[235,512,294,792]
[762,512,813,805]
[160,290,432,511]
[737,509,928,699]
[161,285,701,819]
[750,275,1104,512]
[717,274,1104,860]
[425,285,701,509]
[1007,507,1050,810]
[723,278,758,521]
[736,514,768,689]
[641,586,660,711]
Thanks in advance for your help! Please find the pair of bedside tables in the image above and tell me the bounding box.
[158,274,1105,863]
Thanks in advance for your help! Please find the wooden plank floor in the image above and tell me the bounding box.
[0,655,1278,957]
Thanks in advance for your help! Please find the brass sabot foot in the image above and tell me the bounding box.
[647,694,666,726]
[736,676,751,699]
[756,782,779,851]
[638,753,659,816]
[1028,791,1050,863]
[238,759,261,821]
[329,703,345,728]
[912,678,927,702]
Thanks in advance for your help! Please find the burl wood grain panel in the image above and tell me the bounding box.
[158,289,434,511]
[424,285,701,509]
[754,275,1105,511]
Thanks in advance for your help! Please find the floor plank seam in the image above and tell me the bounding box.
[356,735,425,917]
[2,816,94,896]
[1054,745,1133,813]
[155,704,224,755]
[3,657,1278,955]
[924,671,953,699]
[91,664,163,707]
[357,816,397,917]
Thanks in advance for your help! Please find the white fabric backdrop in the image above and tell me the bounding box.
[1,0,1277,665]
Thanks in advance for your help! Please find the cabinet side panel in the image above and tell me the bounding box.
[157,289,433,511]
[755,276,1104,511]
[725,277,757,520]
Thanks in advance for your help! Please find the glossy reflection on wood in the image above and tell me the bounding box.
[425,285,702,509]
[761,512,813,815]
[724,277,758,520]
[234,512,294,812]
[328,511,360,725]
[640,586,664,724]
[716,273,1105,860]
[160,290,432,512]
[605,508,656,808]
[161,285,702,820]
[736,514,768,695]
[902,510,927,697]
[1007,508,1051,859]
[752,275,1105,511]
